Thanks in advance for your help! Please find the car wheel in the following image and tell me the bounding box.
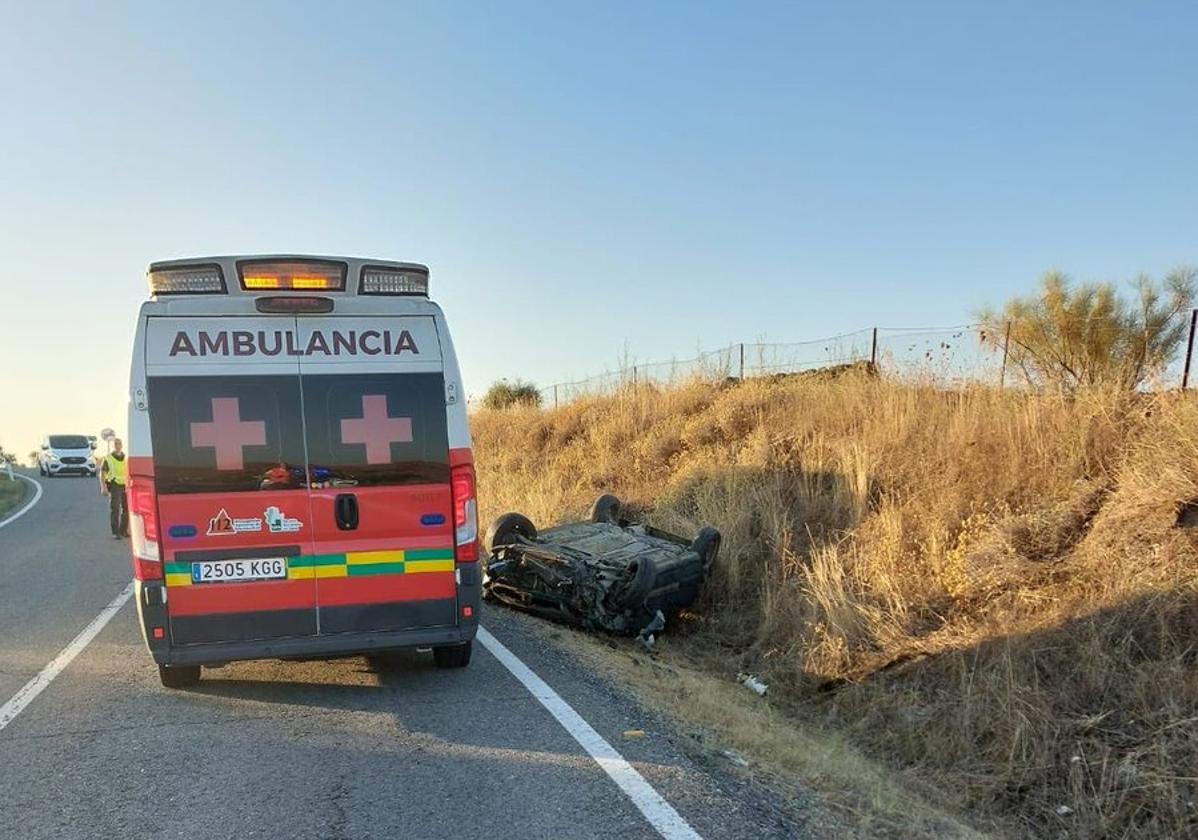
[158,664,201,689]
[38,464,45,476]
[589,493,623,524]
[690,527,722,574]
[617,555,658,609]
[432,641,472,668]
[484,513,537,556]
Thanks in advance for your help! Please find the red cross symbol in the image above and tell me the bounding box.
[340,395,413,465]
[190,397,267,471]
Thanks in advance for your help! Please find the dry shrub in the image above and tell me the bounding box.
[471,376,1197,838]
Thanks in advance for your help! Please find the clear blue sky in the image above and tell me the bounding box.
[1,1,1195,456]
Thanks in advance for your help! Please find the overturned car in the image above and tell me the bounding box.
[482,494,721,638]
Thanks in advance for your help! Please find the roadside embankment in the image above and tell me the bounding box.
[473,374,1197,839]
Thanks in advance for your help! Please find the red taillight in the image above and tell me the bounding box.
[129,481,158,541]
[450,464,478,563]
[128,476,162,581]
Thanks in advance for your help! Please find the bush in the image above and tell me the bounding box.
[978,268,1196,391]
[482,379,542,410]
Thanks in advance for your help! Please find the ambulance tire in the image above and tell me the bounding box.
[433,641,472,668]
[158,664,201,689]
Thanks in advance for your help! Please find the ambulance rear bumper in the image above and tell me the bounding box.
[150,623,477,666]
[135,581,479,667]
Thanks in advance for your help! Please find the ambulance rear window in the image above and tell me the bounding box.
[147,376,307,495]
[146,372,450,494]
[301,372,450,487]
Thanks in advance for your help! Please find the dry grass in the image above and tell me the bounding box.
[472,373,1198,839]
[0,476,26,517]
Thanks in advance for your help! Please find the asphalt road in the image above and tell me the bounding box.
[0,471,823,839]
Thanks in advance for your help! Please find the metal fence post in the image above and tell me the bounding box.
[739,343,745,380]
[999,321,1012,389]
[869,327,878,367]
[1183,309,1198,390]
[632,365,637,385]
[553,384,558,409]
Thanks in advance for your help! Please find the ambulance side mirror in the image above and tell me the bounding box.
[90,441,97,450]
[40,444,48,450]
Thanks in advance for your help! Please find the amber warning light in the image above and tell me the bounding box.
[238,260,346,292]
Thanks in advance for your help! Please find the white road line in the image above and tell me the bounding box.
[0,474,43,530]
[0,583,133,733]
[477,626,703,840]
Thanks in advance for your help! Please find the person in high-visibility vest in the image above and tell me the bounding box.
[100,438,129,539]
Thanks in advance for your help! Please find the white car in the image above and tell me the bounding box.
[37,434,97,478]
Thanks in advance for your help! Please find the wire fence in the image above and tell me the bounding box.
[521,314,1198,409]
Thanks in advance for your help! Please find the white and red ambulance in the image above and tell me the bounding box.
[126,256,479,688]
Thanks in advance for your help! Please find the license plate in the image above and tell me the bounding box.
[191,558,287,584]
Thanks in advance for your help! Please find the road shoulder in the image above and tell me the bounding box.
[484,606,986,840]
[482,606,847,839]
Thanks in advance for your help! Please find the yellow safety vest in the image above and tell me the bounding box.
[103,454,128,486]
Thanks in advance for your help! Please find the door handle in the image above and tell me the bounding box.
[335,493,359,531]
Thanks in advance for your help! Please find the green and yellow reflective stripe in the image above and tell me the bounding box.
[287,553,344,580]
[346,550,404,566]
[347,562,407,576]
[402,548,455,574]
[405,549,454,561]
[404,558,455,573]
[162,548,455,586]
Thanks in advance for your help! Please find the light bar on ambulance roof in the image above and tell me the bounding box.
[147,264,226,295]
[237,259,347,292]
[360,265,429,296]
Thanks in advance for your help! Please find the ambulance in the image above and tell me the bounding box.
[126,256,480,688]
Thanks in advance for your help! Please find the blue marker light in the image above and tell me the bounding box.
[169,524,198,539]
[420,513,446,526]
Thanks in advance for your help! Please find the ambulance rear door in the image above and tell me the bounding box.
[144,316,318,646]
[295,315,458,635]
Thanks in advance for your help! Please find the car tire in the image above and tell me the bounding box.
[432,641,472,668]
[690,527,722,574]
[484,513,537,556]
[617,555,658,609]
[158,664,201,689]
[38,464,45,476]
[589,494,622,524]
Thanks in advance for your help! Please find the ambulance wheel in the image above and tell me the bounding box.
[433,641,472,668]
[484,513,536,556]
[158,664,201,688]
[589,494,622,524]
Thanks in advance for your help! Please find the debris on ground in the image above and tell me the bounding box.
[637,610,666,651]
[721,749,750,767]
[482,494,721,638]
[622,729,646,739]
[737,673,769,697]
